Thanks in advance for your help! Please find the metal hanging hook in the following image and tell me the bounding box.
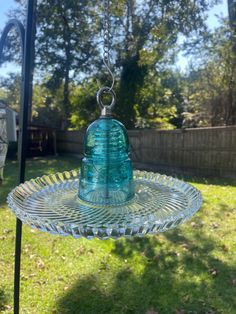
[103,0,113,87]
[97,86,116,116]
[103,56,115,91]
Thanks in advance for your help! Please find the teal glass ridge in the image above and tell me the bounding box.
[79,117,135,205]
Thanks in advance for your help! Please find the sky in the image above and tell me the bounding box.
[0,0,229,76]
[177,1,228,70]
[0,0,15,28]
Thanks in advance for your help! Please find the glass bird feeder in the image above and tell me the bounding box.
[7,86,202,239]
[6,0,202,240]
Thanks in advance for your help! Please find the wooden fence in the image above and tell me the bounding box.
[57,126,236,178]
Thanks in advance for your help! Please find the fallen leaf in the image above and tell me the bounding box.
[222,244,229,252]
[209,268,218,276]
[36,258,45,270]
[190,221,204,228]
[153,254,161,261]
[146,309,158,314]
[29,273,36,278]
[174,252,180,257]
[4,305,13,311]
[181,243,189,251]
[231,279,236,285]
[3,229,13,234]
[211,222,219,229]
[77,245,86,255]
[100,261,110,270]
[21,274,29,281]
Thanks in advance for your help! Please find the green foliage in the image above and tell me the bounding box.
[31,82,65,128]
[182,20,236,127]
[112,0,215,128]
[0,73,21,112]
[34,0,100,128]
[4,0,217,129]
[134,70,184,129]
[70,79,100,129]
[36,0,99,78]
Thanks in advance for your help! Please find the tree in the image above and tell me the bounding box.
[8,0,100,129]
[0,73,21,112]
[134,69,184,129]
[69,79,99,129]
[182,20,236,127]
[6,0,218,128]
[35,0,100,129]
[31,81,65,128]
[5,0,219,130]
[109,0,217,128]
[227,0,236,124]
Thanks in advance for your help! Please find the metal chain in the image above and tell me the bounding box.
[102,0,115,91]
[103,0,110,65]
[97,0,116,114]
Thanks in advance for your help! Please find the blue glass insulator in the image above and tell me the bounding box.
[79,117,135,205]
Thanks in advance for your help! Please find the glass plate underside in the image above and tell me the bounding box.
[7,170,202,239]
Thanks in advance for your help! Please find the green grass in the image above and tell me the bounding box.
[0,156,236,314]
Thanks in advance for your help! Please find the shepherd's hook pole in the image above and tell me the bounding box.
[0,0,36,313]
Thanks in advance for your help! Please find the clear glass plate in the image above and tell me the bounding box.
[7,170,202,239]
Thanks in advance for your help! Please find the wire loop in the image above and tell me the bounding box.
[97,86,116,110]
[102,0,115,91]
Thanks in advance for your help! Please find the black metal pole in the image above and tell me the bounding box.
[14,1,37,313]
[0,1,37,311]
[0,16,25,314]
[14,219,22,314]
[0,1,36,312]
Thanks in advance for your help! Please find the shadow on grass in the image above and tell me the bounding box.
[55,229,236,314]
[0,288,8,312]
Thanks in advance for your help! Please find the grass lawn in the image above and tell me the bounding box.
[0,156,236,314]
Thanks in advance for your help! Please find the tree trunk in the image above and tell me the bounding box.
[116,0,147,129]
[61,60,70,130]
[60,10,71,130]
[117,56,147,128]
[227,0,236,125]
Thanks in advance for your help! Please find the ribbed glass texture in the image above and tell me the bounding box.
[79,117,135,205]
[7,170,202,239]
